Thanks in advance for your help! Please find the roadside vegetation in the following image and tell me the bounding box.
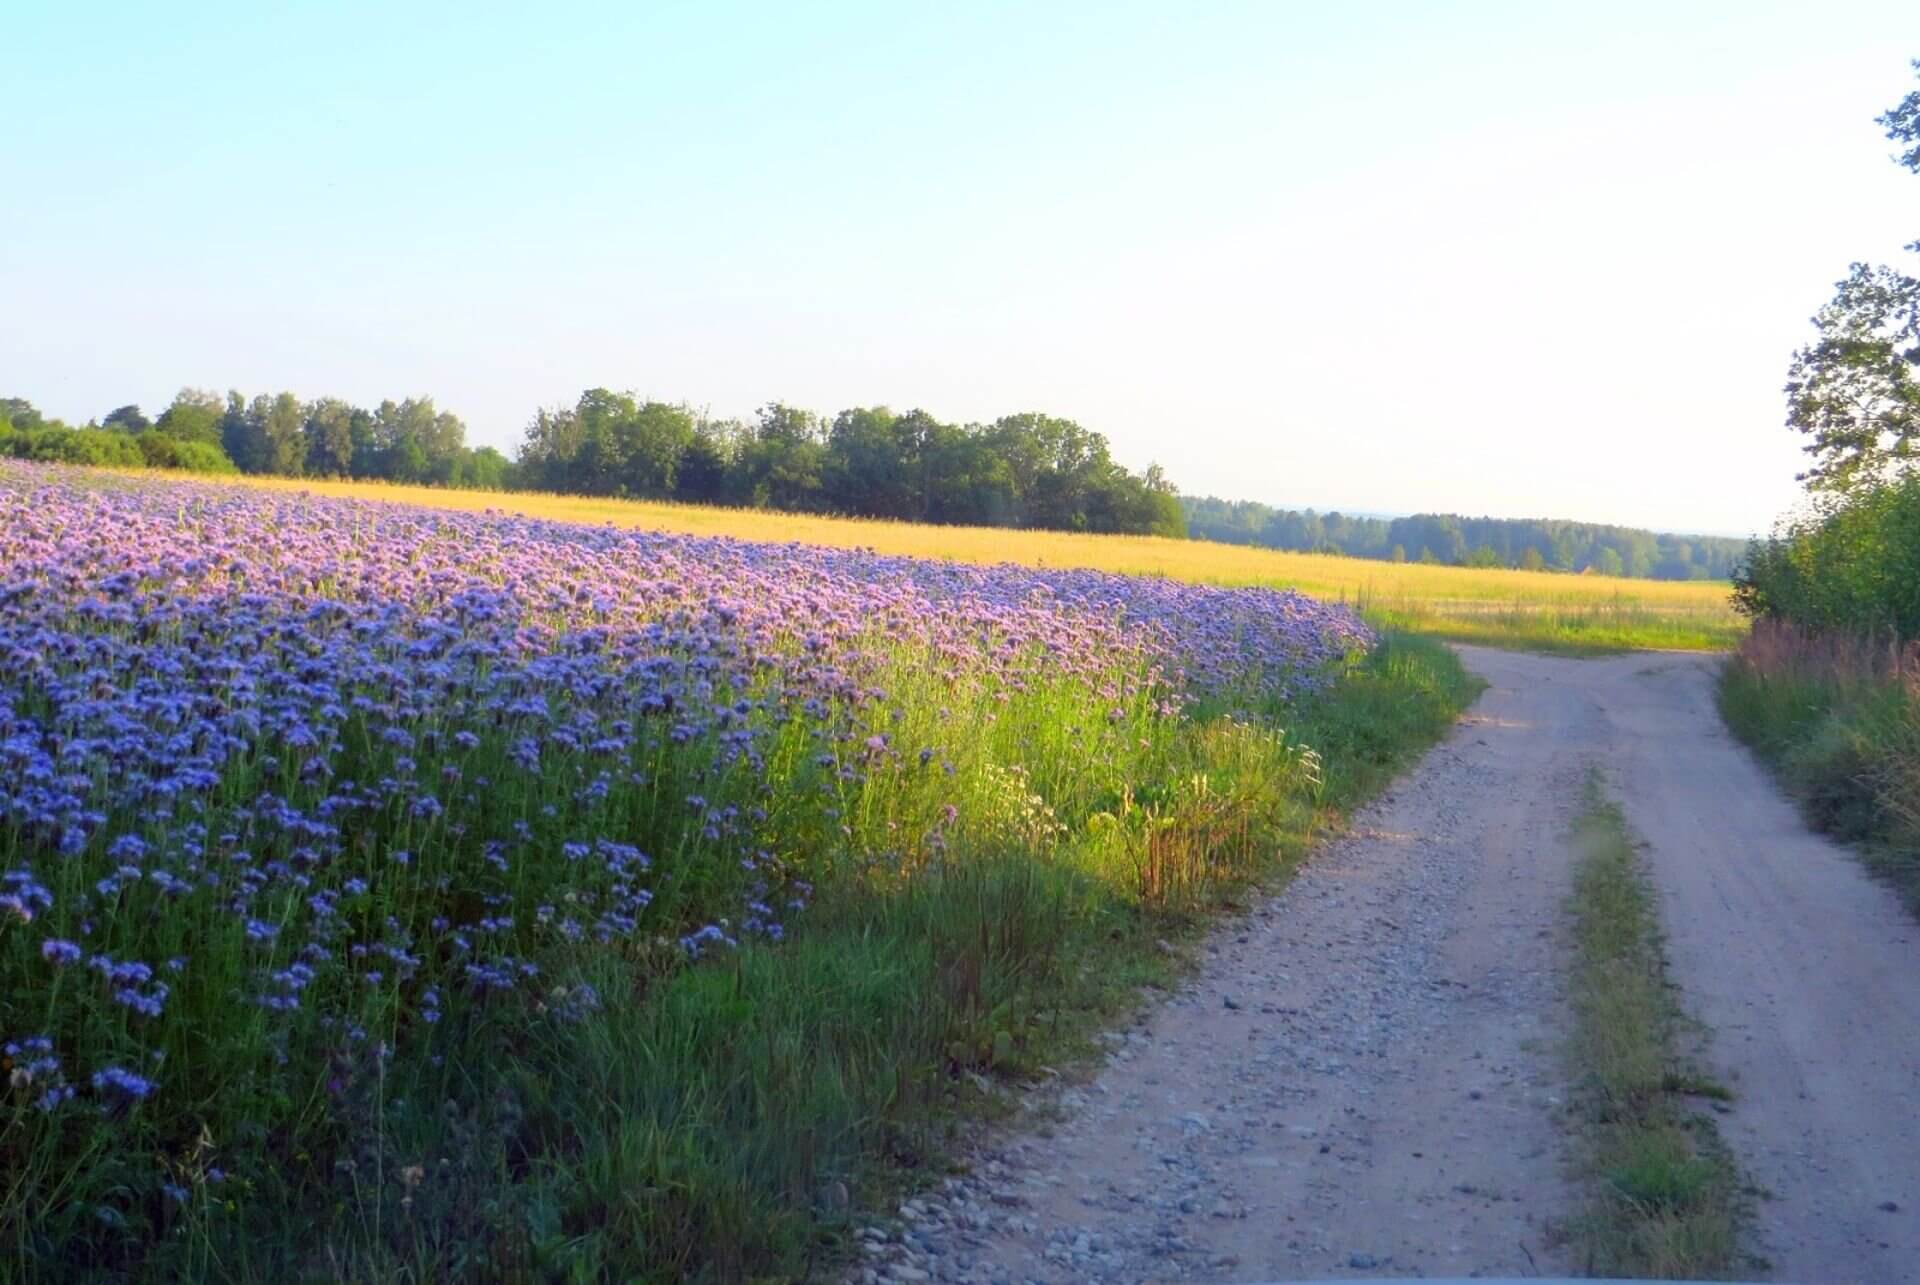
[1720,620,1920,910]
[0,463,1475,1281]
[1564,777,1747,1279]
[1728,62,1920,908]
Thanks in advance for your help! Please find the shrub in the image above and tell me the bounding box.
[1735,475,1920,638]
[1720,619,1920,904]
[135,432,238,474]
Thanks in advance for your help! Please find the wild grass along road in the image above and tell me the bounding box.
[856,647,1920,1284]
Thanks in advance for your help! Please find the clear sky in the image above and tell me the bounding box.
[4,1,1916,535]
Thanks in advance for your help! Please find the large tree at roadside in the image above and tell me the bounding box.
[1785,61,1920,493]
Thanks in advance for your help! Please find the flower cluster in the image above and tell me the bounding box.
[0,461,1370,1139]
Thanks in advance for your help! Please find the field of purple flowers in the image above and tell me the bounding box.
[0,461,1448,1280]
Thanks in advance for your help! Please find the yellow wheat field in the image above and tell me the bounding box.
[176,472,1746,653]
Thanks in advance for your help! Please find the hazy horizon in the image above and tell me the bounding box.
[1178,493,1773,542]
[6,1,1916,535]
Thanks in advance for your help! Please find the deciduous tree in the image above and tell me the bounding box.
[1785,61,1920,493]
[102,404,150,433]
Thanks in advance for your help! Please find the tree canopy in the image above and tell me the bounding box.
[517,391,1186,536]
[0,388,498,487]
[0,387,1183,538]
[1738,58,1920,639]
[1784,61,1920,493]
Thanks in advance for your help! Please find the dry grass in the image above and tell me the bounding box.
[155,472,1745,653]
[1720,619,1920,907]
[1734,616,1920,693]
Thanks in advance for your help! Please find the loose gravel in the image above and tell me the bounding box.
[848,650,1596,1283]
[847,646,1920,1284]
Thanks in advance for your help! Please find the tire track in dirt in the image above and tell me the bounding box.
[853,648,1920,1284]
[1589,648,1920,1282]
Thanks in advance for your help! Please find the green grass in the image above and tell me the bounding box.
[1718,621,1920,912]
[1564,775,1749,1280]
[1360,591,1745,657]
[4,624,1478,1282]
[519,630,1479,1283]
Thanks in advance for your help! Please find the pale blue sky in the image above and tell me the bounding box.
[4,1,1916,534]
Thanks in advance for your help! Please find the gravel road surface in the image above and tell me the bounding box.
[851,647,1920,1284]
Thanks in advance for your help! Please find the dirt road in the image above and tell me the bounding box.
[855,647,1920,1284]
[1597,649,1920,1280]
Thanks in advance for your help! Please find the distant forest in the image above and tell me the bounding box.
[0,388,1184,538]
[2,388,1743,575]
[1181,495,1747,581]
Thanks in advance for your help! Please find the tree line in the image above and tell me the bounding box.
[4,384,1760,567]
[0,390,509,488]
[0,387,1185,537]
[516,390,1184,535]
[1182,495,1748,580]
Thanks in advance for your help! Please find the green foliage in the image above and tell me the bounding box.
[1718,621,1920,910]
[519,393,1185,536]
[134,432,237,473]
[1182,496,1742,580]
[1734,474,1920,638]
[0,397,43,430]
[102,403,150,433]
[0,396,238,473]
[301,397,359,477]
[1784,61,1920,495]
[1784,263,1920,492]
[736,402,828,512]
[155,389,226,447]
[368,396,468,484]
[453,445,513,490]
[8,383,1176,532]
[0,420,145,468]
[2,386,521,496]
[1885,58,1920,172]
[0,622,1473,1280]
[1276,630,1483,805]
[1735,55,1920,875]
[517,388,696,498]
[1358,592,1744,655]
[1565,778,1745,1280]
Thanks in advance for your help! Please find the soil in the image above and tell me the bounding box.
[851,647,1920,1284]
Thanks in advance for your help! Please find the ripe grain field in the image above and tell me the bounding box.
[188,472,1745,656]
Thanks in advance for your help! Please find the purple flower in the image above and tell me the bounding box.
[0,459,1377,1142]
[92,1065,157,1101]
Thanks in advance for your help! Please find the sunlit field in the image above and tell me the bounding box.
[1,461,1478,1278]
[201,472,1747,654]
